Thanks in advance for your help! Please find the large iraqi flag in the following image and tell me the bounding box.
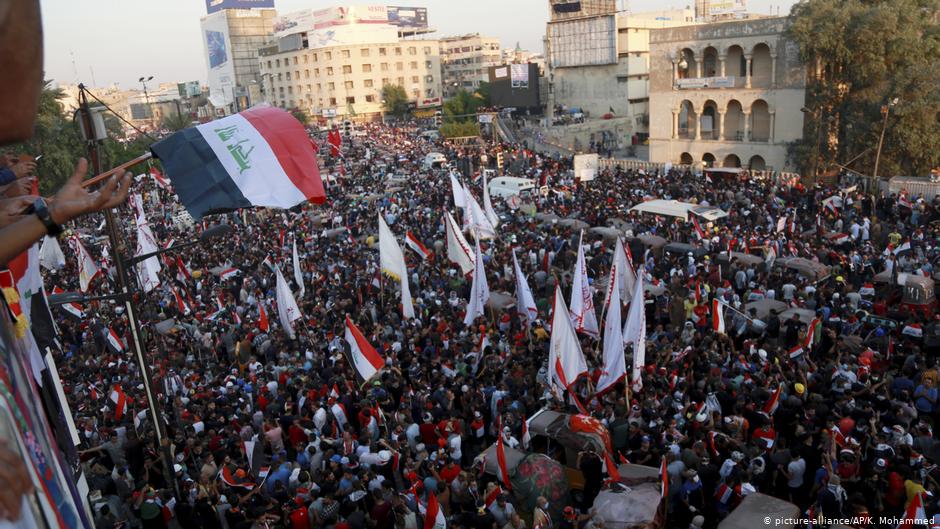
[151,107,326,219]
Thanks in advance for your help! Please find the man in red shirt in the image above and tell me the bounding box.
[288,496,310,529]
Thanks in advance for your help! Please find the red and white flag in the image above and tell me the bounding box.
[484,485,503,508]
[52,286,84,318]
[660,457,669,498]
[763,383,782,415]
[405,231,433,261]
[603,451,621,485]
[219,467,254,490]
[712,299,726,334]
[149,167,170,190]
[171,286,191,315]
[496,431,513,491]
[345,315,385,382]
[898,492,926,529]
[107,327,125,353]
[258,303,269,332]
[68,236,101,293]
[175,256,192,284]
[423,491,447,529]
[219,268,240,280]
[110,385,128,421]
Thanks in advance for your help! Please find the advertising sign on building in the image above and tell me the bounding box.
[548,15,616,68]
[205,0,274,14]
[676,76,735,89]
[510,64,530,88]
[416,96,442,109]
[707,0,747,16]
[274,5,390,38]
[387,6,428,28]
[201,11,236,108]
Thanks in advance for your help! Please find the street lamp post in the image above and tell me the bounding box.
[139,76,154,130]
[75,85,232,499]
[872,97,899,187]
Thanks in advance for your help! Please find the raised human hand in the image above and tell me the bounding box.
[48,158,130,225]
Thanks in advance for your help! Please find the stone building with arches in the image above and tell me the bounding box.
[648,17,806,172]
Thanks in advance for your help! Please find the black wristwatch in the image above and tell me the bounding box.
[30,198,62,236]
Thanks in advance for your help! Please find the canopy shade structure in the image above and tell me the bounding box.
[629,199,727,221]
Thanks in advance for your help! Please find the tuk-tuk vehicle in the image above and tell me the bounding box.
[774,257,831,283]
[478,418,666,528]
[872,272,937,320]
[717,493,800,529]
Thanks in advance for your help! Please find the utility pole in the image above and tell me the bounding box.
[872,97,899,186]
[139,76,154,130]
[77,84,178,499]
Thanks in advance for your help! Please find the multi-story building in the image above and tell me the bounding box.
[200,7,277,115]
[545,0,694,136]
[439,34,501,99]
[259,34,442,122]
[647,16,806,171]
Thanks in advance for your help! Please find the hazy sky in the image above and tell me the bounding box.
[40,0,797,89]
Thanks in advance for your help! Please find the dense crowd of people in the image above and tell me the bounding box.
[35,120,940,529]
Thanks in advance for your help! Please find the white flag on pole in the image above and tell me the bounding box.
[548,285,588,391]
[623,273,646,391]
[450,172,467,209]
[569,231,599,337]
[597,270,627,394]
[463,238,490,326]
[39,235,65,271]
[69,236,101,293]
[462,184,496,240]
[482,173,500,229]
[134,221,161,293]
[445,211,475,276]
[603,237,635,310]
[292,239,305,297]
[275,265,302,340]
[512,249,537,325]
[378,214,415,319]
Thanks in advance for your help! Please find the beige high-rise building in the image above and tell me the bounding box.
[647,16,807,171]
[259,37,442,123]
[438,34,502,99]
[545,1,695,136]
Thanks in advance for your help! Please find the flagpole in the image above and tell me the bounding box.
[80,152,153,189]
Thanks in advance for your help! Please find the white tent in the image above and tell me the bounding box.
[629,199,728,221]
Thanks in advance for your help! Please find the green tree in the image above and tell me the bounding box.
[381,85,410,118]
[8,81,156,194]
[787,0,940,177]
[474,81,492,107]
[160,111,192,132]
[439,121,481,139]
[443,90,482,123]
[290,108,310,126]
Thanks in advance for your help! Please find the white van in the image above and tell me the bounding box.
[420,130,440,141]
[488,176,536,199]
[422,152,447,170]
